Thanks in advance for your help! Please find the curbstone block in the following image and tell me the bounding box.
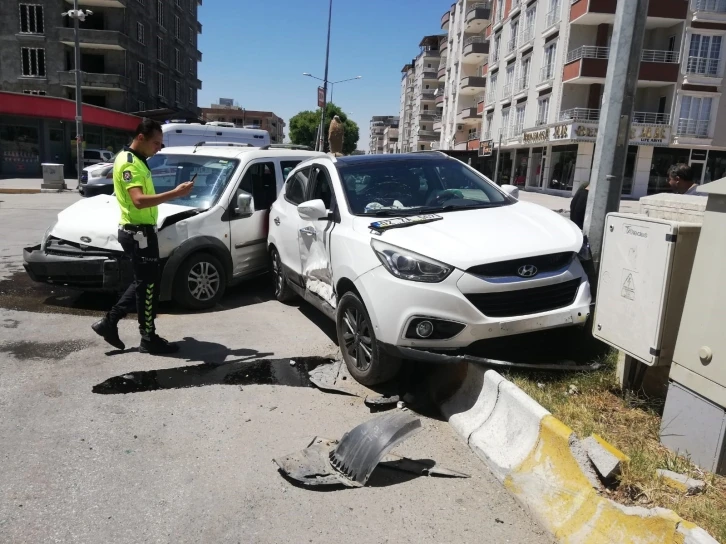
[656,469,706,495]
[441,365,504,441]
[583,434,629,481]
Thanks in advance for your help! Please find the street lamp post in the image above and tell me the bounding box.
[62,1,92,188]
[303,73,362,105]
[303,71,362,151]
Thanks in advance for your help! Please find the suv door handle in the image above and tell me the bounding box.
[273,217,281,226]
[299,226,316,237]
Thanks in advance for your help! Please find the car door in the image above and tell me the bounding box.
[298,164,337,310]
[229,159,279,276]
[270,165,310,286]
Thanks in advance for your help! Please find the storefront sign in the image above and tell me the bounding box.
[520,121,672,147]
[552,123,572,140]
[479,139,494,156]
[630,125,670,146]
[522,128,549,144]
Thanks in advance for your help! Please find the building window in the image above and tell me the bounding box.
[501,107,511,139]
[157,0,164,28]
[23,89,46,95]
[174,15,180,38]
[138,100,146,111]
[518,55,531,92]
[158,72,166,98]
[188,56,194,74]
[174,80,180,103]
[174,48,180,71]
[536,95,550,125]
[137,22,145,44]
[188,86,194,104]
[548,144,578,190]
[157,36,164,62]
[137,61,146,83]
[189,26,194,45]
[687,34,723,76]
[176,0,182,6]
[20,48,45,77]
[541,42,557,82]
[678,95,713,137]
[19,4,44,34]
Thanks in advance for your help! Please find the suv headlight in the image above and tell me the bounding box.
[371,239,453,283]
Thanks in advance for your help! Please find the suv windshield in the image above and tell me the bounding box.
[336,158,512,216]
[147,153,239,209]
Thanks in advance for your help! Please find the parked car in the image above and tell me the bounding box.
[267,152,592,385]
[78,156,117,196]
[83,148,115,167]
[162,122,270,148]
[24,145,324,309]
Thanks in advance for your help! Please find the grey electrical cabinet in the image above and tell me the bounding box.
[592,214,701,367]
[661,178,726,474]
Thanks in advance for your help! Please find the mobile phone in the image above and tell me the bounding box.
[189,173,197,184]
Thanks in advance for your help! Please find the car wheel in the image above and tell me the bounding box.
[270,247,296,302]
[336,292,402,386]
[173,252,227,310]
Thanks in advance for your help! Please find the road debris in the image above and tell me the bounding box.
[657,469,706,495]
[273,412,469,488]
[307,360,360,396]
[583,434,630,482]
[364,394,400,411]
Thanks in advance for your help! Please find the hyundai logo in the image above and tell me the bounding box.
[517,264,538,278]
[80,236,92,243]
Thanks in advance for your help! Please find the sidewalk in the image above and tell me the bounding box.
[518,189,641,214]
[0,178,78,194]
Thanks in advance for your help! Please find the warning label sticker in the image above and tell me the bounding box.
[621,270,636,301]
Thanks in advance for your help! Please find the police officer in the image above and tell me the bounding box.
[92,119,193,354]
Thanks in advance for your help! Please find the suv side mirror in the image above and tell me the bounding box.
[236,193,254,217]
[501,184,520,200]
[298,199,329,221]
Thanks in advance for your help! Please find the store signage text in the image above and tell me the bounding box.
[479,139,494,156]
[521,122,671,146]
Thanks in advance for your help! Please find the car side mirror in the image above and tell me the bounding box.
[235,193,254,217]
[501,184,519,200]
[298,199,329,221]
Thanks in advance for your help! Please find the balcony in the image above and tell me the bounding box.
[684,56,724,84]
[441,10,451,30]
[420,90,436,101]
[422,71,438,81]
[514,75,529,97]
[544,6,561,34]
[440,40,449,56]
[485,89,497,105]
[463,37,490,64]
[438,66,447,81]
[420,112,438,121]
[570,0,688,25]
[563,46,680,84]
[519,25,535,50]
[691,0,726,22]
[418,129,440,140]
[560,107,601,122]
[57,27,127,50]
[460,76,487,94]
[675,119,710,139]
[64,0,125,7]
[539,64,556,86]
[436,94,445,105]
[433,115,443,131]
[58,71,127,91]
[465,2,492,32]
[505,36,518,58]
[458,106,480,125]
[501,83,513,100]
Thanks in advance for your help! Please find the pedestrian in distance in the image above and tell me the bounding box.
[667,163,705,196]
[92,119,194,354]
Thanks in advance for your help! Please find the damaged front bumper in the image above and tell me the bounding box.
[23,242,131,291]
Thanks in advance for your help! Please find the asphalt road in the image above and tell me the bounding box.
[0,192,550,543]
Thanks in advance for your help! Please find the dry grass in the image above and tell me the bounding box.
[507,352,726,543]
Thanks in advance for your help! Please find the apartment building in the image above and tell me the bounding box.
[0,0,203,115]
[369,115,399,154]
[438,2,491,152]
[202,103,286,143]
[466,0,726,198]
[398,35,443,152]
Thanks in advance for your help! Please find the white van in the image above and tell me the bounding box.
[24,146,324,310]
[162,123,271,148]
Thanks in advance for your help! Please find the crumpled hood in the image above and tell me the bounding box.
[353,201,582,269]
[51,195,194,251]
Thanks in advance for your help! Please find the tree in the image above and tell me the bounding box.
[289,103,359,155]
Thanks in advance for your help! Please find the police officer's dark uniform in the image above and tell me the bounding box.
[92,146,177,354]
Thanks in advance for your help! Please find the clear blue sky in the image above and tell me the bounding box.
[197,0,449,150]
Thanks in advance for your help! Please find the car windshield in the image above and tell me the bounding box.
[336,157,512,216]
[147,153,239,209]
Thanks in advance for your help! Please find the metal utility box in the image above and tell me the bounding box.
[593,214,700,367]
[41,163,64,183]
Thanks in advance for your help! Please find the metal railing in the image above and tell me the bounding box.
[566,45,609,63]
[539,64,556,83]
[502,83,513,97]
[422,71,438,80]
[477,93,486,103]
[433,114,442,122]
[545,6,561,29]
[641,49,680,63]
[420,91,436,100]
[482,130,492,140]
[515,75,529,93]
[468,131,481,141]
[467,1,493,14]
[520,24,535,45]
[485,89,497,104]
[691,0,726,12]
[535,118,548,127]
[633,112,671,124]
[686,56,723,76]
[510,123,524,138]
[465,36,486,46]
[560,107,600,121]
[490,47,500,64]
[676,118,710,137]
[506,36,518,55]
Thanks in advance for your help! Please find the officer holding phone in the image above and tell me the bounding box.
[92,119,194,354]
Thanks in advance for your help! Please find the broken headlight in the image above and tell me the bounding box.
[40,219,57,251]
[371,239,453,283]
[578,235,592,261]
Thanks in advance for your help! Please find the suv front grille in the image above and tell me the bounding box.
[468,252,574,278]
[464,278,581,318]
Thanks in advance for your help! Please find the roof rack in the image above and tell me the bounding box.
[192,141,254,153]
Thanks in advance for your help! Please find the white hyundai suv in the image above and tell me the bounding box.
[267,152,592,385]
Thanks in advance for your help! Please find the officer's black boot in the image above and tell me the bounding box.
[139,331,179,355]
[92,316,125,350]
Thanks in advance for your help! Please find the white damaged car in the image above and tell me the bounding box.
[268,152,593,385]
[24,145,324,309]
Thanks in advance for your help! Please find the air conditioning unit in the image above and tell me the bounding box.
[456,124,464,131]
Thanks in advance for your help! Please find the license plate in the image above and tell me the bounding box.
[369,214,443,232]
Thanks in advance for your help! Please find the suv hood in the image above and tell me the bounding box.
[51,195,194,251]
[353,201,582,270]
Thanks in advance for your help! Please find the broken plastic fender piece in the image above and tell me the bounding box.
[329,411,422,485]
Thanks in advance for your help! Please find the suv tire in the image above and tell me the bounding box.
[270,247,297,302]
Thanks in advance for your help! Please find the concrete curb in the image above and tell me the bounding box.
[439,364,719,544]
[0,188,41,195]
